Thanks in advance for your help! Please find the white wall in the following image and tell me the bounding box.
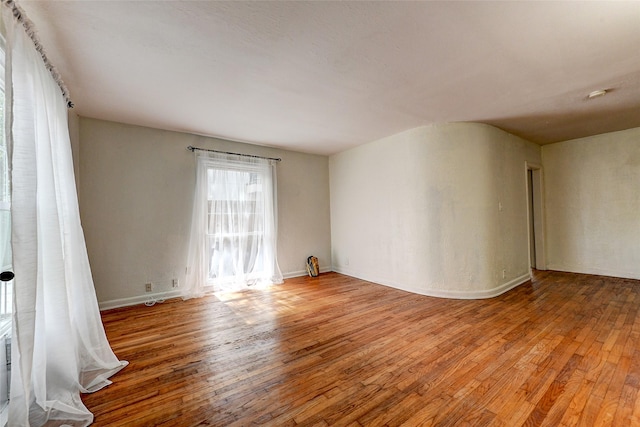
[330,122,541,298]
[78,118,331,308]
[543,127,640,279]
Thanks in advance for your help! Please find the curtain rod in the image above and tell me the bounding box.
[3,0,74,108]
[187,146,281,162]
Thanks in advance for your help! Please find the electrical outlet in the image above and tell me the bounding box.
[502,270,506,279]
[145,282,153,292]
[172,278,179,288]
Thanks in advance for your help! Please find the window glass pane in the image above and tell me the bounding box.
[206,165,267,285]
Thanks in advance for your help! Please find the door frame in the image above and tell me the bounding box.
[525,162,546,271]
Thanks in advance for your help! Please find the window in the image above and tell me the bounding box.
[206,164,273,289]
[207,169,264,282]
[184,152,283,297]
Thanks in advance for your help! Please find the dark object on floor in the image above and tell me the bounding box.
[306,256,319,277]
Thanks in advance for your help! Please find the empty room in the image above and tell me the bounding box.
[1,1,640,426]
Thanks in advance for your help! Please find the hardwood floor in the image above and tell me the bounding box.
[84,271,640,426]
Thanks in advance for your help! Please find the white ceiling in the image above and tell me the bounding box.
[20,1,640,156]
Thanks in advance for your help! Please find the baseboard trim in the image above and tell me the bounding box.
[426,273,532,300]
[99,267,334,310]
[283,266,332,280]
[99,290,183,311]
[546,264,640,281]
[331,267,531,300]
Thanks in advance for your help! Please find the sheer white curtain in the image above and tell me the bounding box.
[183,151,283,297]
[2,4,127,426]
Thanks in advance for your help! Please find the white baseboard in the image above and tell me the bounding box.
[283,265,332,279]
[283,269,307,279]
[426,273,532,299]
[99,289,183,311]
[99,266,334,310]
[331,267,531,300]
[546,263,640,281]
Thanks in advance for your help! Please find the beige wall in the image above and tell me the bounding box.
[329,122,541,298]
[79,118,331,308]
[77,116,640,307]
[543,127,640,279]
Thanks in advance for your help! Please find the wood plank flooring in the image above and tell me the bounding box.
[83,271,640,426]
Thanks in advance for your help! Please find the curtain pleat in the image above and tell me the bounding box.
[183,151,282,297]
[2,4,127,426]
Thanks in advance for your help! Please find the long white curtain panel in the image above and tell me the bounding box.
[184,150,283,297]
[2,2,127,425]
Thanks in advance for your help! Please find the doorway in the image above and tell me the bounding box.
[526,163,545,271]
